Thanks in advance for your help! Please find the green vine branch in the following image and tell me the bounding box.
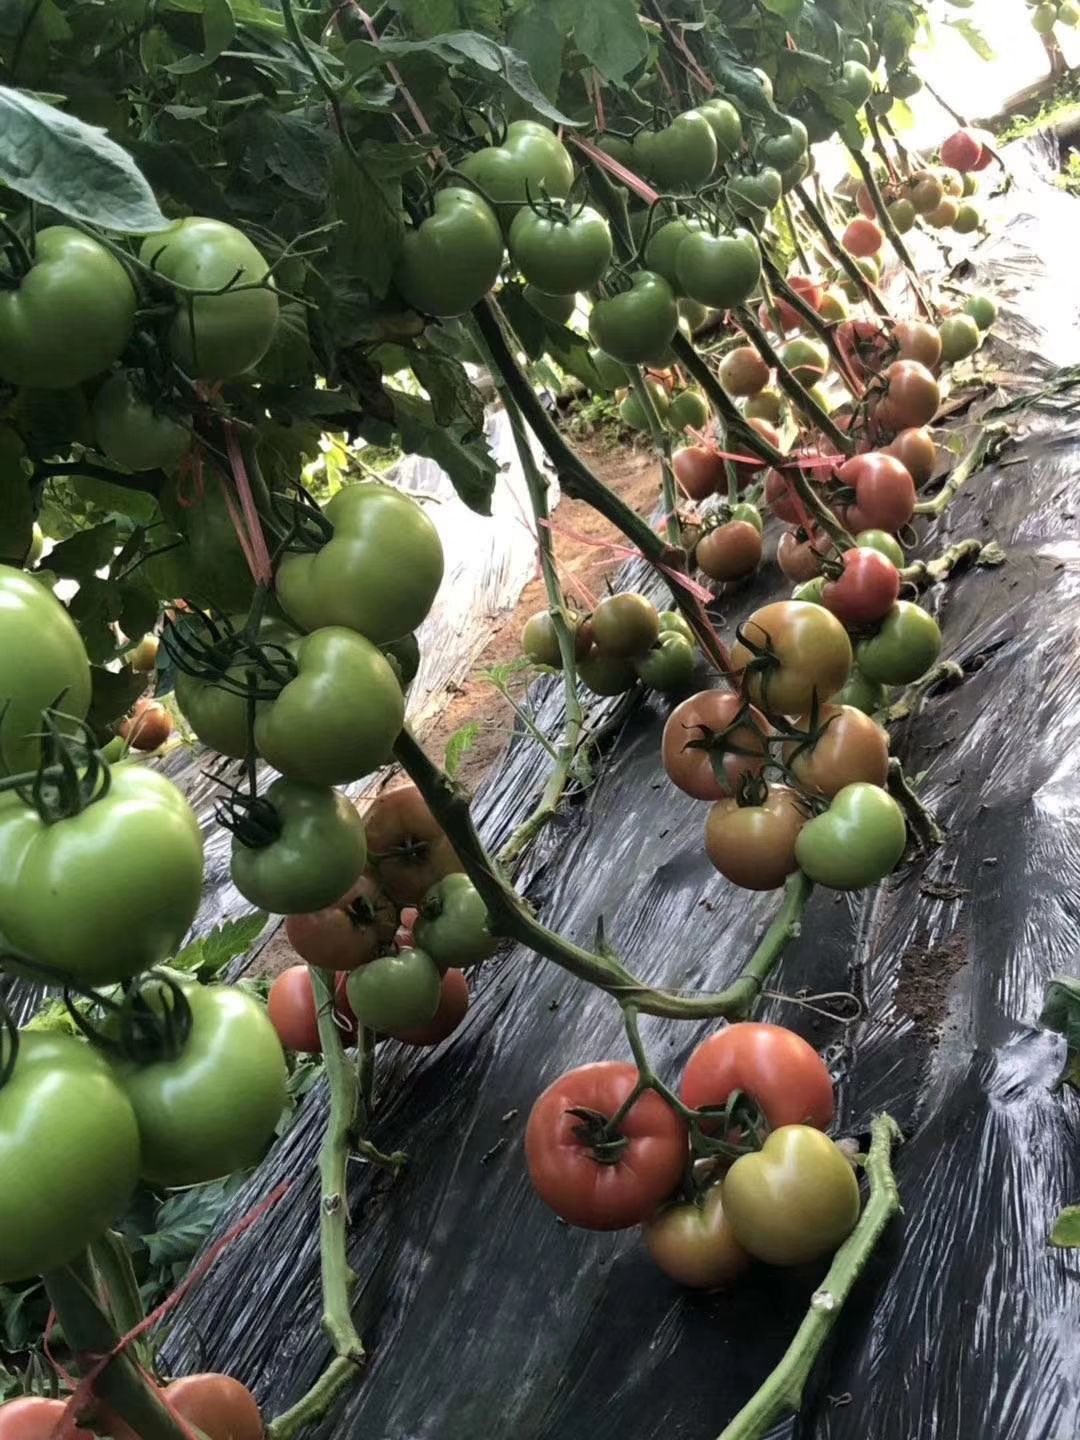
[914,425,1008,517]
[717,1114,903,1440]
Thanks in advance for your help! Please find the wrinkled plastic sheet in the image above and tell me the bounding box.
[29,135,1080,1437]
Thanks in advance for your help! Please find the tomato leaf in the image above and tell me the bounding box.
[47,521,119,580]
[171,912,268,982]
[445,721,482,778]
[762,0,803,18]
[144,1173,251,1269]
[392,389,496,516]
[0,85,168,232]
[410,348,485,433]
[1050,1207,1080,1248]
[85,663,146,738]
[944,17,995,62]
[165,0,236,74]
[574,0,650,85]
[330,146,403,300]
[506,0,569,102]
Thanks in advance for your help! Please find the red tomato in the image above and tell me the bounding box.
[835,451,916,533]
[268,965,356,1053]
[119,700,171,752]
[680,1022,834,1130]
[777,527,830,582]
[873,359,940,433]
[525,1062,687,1230]
[893,320,941,371]
[387,967,468,1046]
[164,1375,263,1440]
[884,426,936,485]
[842,218,883,257]
[822,547,900,627]
[941,128,984,172]
[661,690,771,801]
[719,346,770,397]
[673,444,725,501]
[0,1398,93,1440]
[365,784,463,905]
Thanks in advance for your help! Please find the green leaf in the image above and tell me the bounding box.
[574,0,649,85]
[945,17,995,62]
[0,85,168,232]
[165,0,236,73]
[762,0,803,17]
[1041,977,1080,1091]
[117,578,159,645]
[392,389,496,515]
[86,663,146,738]
[370,31,578,125]
[0,428,33,566]
[506,1,568,102]
[130,138,233,219]
[1050,1206,1080,1248]
[498,287,547,360]
[239,109,334,197]
[545,325,606,392]
[410,348,485,432]
[145,1173,251,1268]
[47,521,118,580]
[330,146,403,299]
[68,576,124,662]
[445,720,481,778]
[171,913,267,980]
[397,0,460,37]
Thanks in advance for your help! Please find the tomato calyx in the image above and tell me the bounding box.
[214,779,285,850]
[566,1105,633,1164]
[687,1087,771,1161]
[680,697,771,792]
[67,970,195,1065]
[165,611,298,702]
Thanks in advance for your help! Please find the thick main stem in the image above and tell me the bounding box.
[795,183,891,320]
[43,1259,192,1440]
[394,727,813,1020]
[717,1114,903,1440]
[473,297,733,678]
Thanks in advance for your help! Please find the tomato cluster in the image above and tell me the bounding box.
[521,593,701,698]
[527,1024,859,1283]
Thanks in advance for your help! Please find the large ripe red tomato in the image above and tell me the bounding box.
[821,547,900,627]
[673,444,725,501]
[680,1022,834,1130]
[268,965,356,1053]
[776,527,830,583]
[0,1398,93,1440]
[873,359,940,433]
[526,1062,687,1230]
[835,451,916,533]
[941,128,984,173]
[885,426,936,485]
[842,217,883,257]
[661,690,771,800]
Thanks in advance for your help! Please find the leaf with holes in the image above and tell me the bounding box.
[0,85,167,231]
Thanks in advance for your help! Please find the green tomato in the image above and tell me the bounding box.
[92,370,191,472]
[726,169,783,220]
[381,631,421,687]
[633,110,718,192]
[938,314,981,362]
[415,872,495,968]
[636,632,696,692]
[676,230,761,309]
[524,285,575,325]
[619,379,670,431]
[888,198,916,233]
[596,134,635,169]
[277,482,443,644]
[837,60,874,108]
[779,155,812,193]
[114,982,288,1187]
[831,666,887,715]
[856,529,905,566]
[722,1125,861,1265]
[459,121,575,219]
[760,118,808,171]
[658,610,696,645]
[587,348,629,393]
[792,575,827,604]
[0,227,135,389]
[509,205,612,296]
[0,764,203,985]
[698,99,742,159]
[667,389,709,431]
[140,217,279,380]
[817,288,849,323]
[174,614,298,758]
[589,271,678,365]
[745,388,784,423]
[254,627,405,787]
[856,600,942,684]
[846,39,872,66]
[731,502,763,533]
[393,188,503,317]
[346,946,443,1030]
[0,564,91,777]
[230,779,367,914]
[1059,0,1080,22]
[952,202,981,235]
[0,1032,140,1282]
[964,294,997,331]
[644,217,704,291]
[577,653,639,695]
[781,336,829,385]
[1032,2,1058,32]
[889,68,922,100]
[795,782,907,889]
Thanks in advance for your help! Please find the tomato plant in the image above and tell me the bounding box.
[269,965,356,1054]
[723,1126,861,1265]
[633,111,718,191]
[589,272,678,365]
[92,370,191,472]
[835,452,916,533]
[873,360,940,432]
[162,1375,264,1440]
[786,704,890,798]
[673,444,725,501]
[696,520,763,582]
[719,345,770,397]
[460,121,575,214]
[387,967,469,1047]
[589,593,661,657]
[0,1398,93,1440]
[526,1062,687,1230]
[822,547,901,627]
[676,230,761,309]
[415,873,495,968]
[636,633,696,692]
[856,601,942,684]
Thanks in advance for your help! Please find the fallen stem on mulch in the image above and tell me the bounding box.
[914,425,1008,517]
[394,726,814,1020]
[887,756,945,855]
[886,660,965,725]
[716,1113,903,1440]
[899,538,1000,586]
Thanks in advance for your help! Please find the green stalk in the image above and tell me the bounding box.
[736,306,854,456]
[717,1114,904,1440]
[899,538,996,587]
[846,145,937,323]
[628,368,681,546]
[89,1233,154,1374]
[394,727,813,1020]
[886,757,945,855]
[43,1259,192,1440]
[794,183,890,320]
[914,426,1007,517]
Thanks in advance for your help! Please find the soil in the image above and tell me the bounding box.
[893,932,969,1035]
[418,437,661,794]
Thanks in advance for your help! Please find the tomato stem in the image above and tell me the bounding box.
[627,368,682,548]
[886,757,945,856]
[846,144,937,324]
[716,1114,903,1440]
[735,307,855,460]
[913,424,1008,518]
[793,183,891,321]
